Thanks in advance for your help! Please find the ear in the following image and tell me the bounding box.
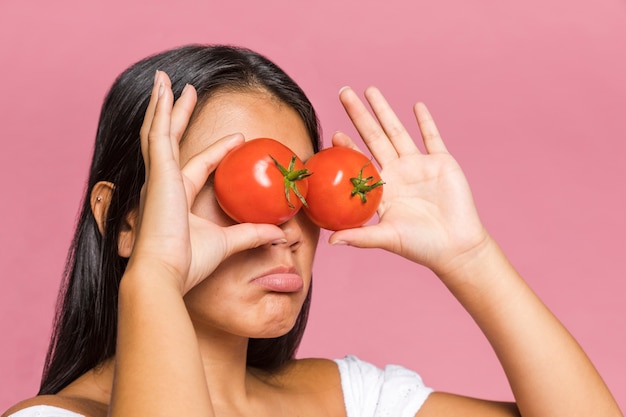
[90,181,115,235]
[117,210,137,258]
[90,181,137,258]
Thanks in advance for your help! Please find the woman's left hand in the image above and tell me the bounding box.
[331,87,626,417]
[329,87,489,276]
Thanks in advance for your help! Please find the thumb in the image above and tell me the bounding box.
[222,223,287,257]
[328,224,394,250]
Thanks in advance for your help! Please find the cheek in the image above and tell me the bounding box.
[295,213,320,289]
[192,185,236,226]
[300,211,321,256]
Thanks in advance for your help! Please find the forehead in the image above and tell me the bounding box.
[180,89,314,164]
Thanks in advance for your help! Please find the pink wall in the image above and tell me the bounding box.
[1,0,624,411]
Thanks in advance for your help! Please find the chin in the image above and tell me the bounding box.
[254,322,296,339]
[187,289,306,339]
[250,314,299,339]
[246,302,302,338]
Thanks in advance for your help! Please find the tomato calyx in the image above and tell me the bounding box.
[351,162,385,203]
[270,154,312,209]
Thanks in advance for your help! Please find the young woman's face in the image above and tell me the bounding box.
[179,89,320,339]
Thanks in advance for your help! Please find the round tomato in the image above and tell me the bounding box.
[214,138,311,225]
[303,146,383,231]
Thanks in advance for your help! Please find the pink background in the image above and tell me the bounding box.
[1,0,624,411]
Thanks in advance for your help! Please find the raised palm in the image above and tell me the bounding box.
[330,87,488,276]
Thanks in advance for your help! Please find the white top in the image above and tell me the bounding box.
[7,406,83,417]
[335,355,433,417]
[8,356,433,417]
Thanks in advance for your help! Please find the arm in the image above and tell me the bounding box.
[330,86,623,417]
[109,72,285,416]
[430,237,619,417]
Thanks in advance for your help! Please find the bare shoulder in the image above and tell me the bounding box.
[417,392,520,417]
[285,357,341,374]
[281,357,343,388]
[252,358,346,416]
[2,395,107,417]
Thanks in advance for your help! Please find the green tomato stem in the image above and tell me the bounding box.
[270,154,311,209]
[350,162,384,203]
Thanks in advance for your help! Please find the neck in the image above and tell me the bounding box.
[195,325,255,405]
[63,326,261,412]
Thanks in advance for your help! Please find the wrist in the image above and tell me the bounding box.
[121,261,186,298]
[433,233,529,320]
[434,233,508,290]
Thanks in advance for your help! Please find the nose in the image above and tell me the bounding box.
[274,212,308,251]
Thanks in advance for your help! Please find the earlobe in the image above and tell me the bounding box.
[117,211,137,258]
[90,181,115,236]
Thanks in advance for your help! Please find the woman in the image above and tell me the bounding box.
[3,44,622,417]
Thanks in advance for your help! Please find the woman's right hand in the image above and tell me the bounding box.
[127,71,286,294]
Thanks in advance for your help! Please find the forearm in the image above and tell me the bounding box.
[440,237,622,417]
[109,267,214,417]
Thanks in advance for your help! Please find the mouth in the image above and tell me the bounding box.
[251,265,303,293]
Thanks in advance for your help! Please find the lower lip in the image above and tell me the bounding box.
[252,274,304,293]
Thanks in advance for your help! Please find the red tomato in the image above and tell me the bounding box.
[303,146,383,231]
[214,138,311,225]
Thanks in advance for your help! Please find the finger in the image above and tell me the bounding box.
[330,132,382,171]
[327,223,395,251]
[339,86,399,166]
[414,102,448,154]
[146,72,176,168]
[330,131,361,152]
[140,70,163,175]
[181,133,245,207]
[364,86,420,157]
[222,223,287,258]
[170,84,198,163]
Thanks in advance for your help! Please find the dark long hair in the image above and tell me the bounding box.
[39,44,321,395]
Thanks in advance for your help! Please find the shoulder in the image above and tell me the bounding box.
[271,357,344,392]
[2,395,106,417]
[252,358,345,415]
[285,357,342,376]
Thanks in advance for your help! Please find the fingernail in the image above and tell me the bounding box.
[158,82,165,98]
[181,83,191,94]
[154,70,160,83]
[227,132,244,144]
[338,86,350,95]
[271,238,287,245]
[330,239,347,246]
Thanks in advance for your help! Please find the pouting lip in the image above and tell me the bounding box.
[251,265,298,281]
[250,265,303,293]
